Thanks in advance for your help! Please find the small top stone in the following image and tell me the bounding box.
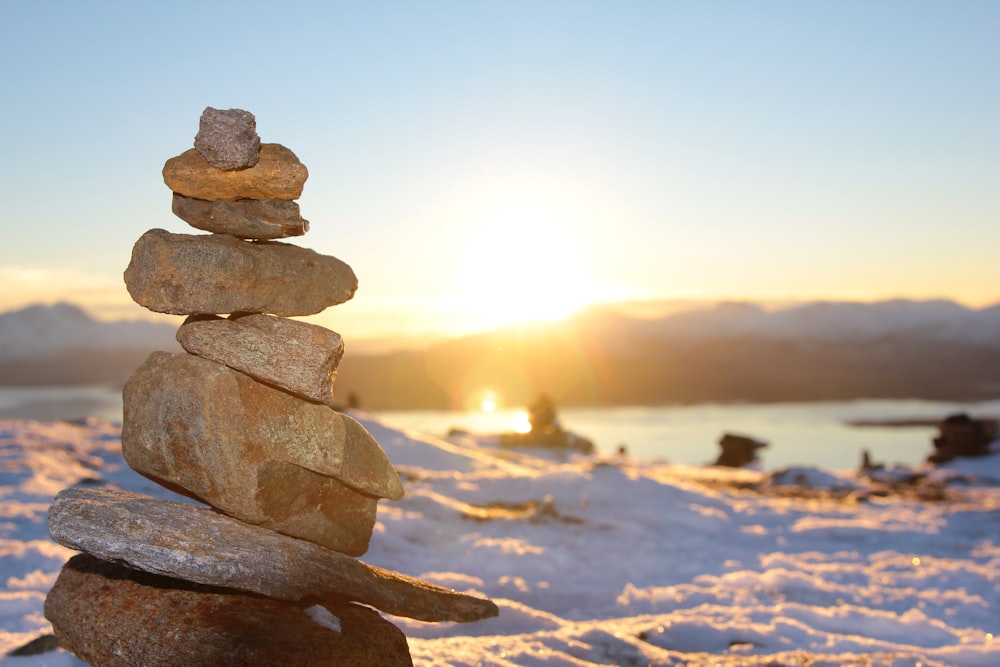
[194,107,261,170]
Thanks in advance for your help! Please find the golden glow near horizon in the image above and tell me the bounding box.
[479,389,498,413]
[510,411,532,434]
[472,389,533,433]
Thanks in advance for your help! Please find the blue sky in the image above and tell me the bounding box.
[2,1,998,341]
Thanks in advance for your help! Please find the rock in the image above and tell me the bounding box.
[123,228,357,316]
[163,143,307,200]
[194,107,261,170]
[6,634,58,657]
[929,413,998,463]
[172,193,309,239]
[176,314,344,406]
[714,433,767,468]
[122,351,402,555]
[177,314,344,407]
[48,488,500,623]
[45,553,414,667]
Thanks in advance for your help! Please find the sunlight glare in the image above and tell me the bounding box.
[510,411,532,434]
[479,390,498,413]
[456,205,595,330]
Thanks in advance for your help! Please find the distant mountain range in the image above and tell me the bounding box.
[2,300,999,407]
[0,303,179,386]
[330,299,1000,410]
[615,299,1000,345]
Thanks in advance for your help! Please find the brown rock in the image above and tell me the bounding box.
[45,553,414,667]
[929,413,998,463]
[163,143,307,200]
[194,107,261,170]
[172,193,309,238]
[714,433,768,468]
[123,228,357,316]
[48,488,500,623]
[176,314,344,406]
[122,352,403,556]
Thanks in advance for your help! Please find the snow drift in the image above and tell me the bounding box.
[0,414,997,666]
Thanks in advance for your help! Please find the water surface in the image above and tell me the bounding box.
[2,385,996,471]
[378,399,1000,471]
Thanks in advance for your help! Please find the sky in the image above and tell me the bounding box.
[1,1,998,343]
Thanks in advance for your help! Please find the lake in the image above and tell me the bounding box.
[379,399,1000,471]
[2,385,997,471]
[0,385,125,422]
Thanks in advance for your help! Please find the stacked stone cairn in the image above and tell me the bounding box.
[43,108,498,666]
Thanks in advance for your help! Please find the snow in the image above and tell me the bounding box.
[1,414,998,666]
[304,604,342,633]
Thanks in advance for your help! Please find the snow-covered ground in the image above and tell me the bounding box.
[1,413,998,666]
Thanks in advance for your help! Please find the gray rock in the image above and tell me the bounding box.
[45,553,414,666]
[48,488,499,624]
[6,634,58,657]
[176,314,344,406]
[123,228,357,316]
[194,107,261,170]
[122,352,402,556]
[172,193,309,239]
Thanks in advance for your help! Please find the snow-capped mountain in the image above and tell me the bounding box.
[0,302,178,360]
[2,299,998,398]
[631,299,1000,345]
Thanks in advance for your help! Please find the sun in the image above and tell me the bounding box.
[479,390,497,413]
[455,207,595,330]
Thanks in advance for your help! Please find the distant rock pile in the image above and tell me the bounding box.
[499,393,595,453]
[713,433,768,468]
[43,108,497,666]
[928,413,999,464]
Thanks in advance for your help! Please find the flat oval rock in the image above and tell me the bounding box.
[172,193,309,239]
[48,487,499,624]
[163,143,307,200]
[124,228,357,316]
